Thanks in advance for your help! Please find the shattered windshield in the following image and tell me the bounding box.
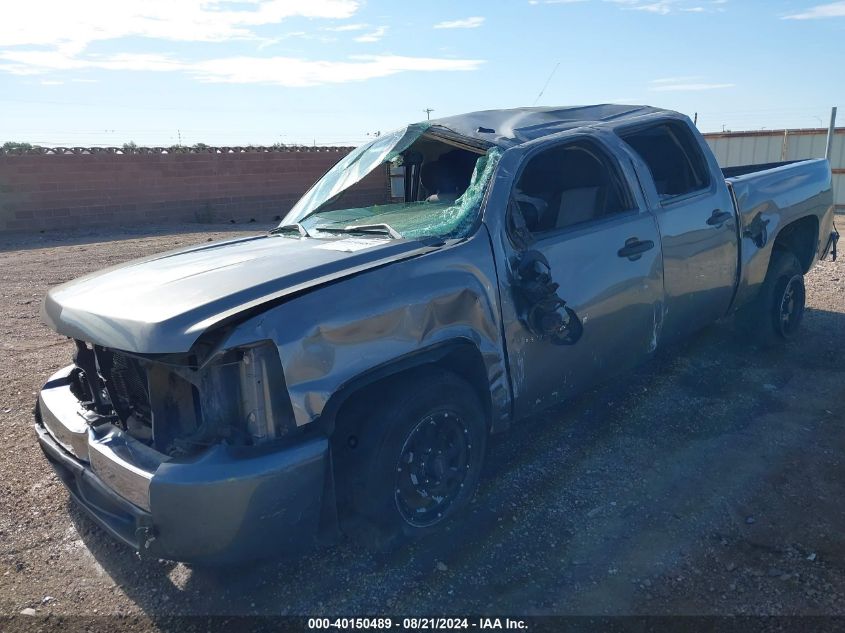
[280,124,501,241]
[284,123,430,223]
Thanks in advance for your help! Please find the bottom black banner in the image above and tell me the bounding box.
[3,616,845,633]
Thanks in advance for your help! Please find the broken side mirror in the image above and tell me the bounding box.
[507,197,536,251]
[512,250,583,346]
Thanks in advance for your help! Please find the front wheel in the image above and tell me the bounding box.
[342,370,488,544]
[738,249,806,343]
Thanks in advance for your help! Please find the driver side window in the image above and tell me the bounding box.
[512,140,635,237]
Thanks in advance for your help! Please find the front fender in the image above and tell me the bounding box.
[218,230,511,431]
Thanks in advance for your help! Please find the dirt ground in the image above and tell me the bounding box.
[0,224,843,628]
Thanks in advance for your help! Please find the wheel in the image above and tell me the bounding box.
[340,369,487,545]
[738,249,806,344]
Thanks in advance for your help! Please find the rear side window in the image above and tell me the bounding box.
[619,121,710,200]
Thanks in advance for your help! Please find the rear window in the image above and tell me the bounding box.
[619,121,710,200]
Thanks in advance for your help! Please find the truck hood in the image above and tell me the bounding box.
[42,233,432,354]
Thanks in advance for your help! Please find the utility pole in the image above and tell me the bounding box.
[177,129,182,145]
[424,108,434,120]
[825,106,838,160]
[693,112,698,127]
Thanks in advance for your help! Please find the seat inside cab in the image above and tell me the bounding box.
[513,141,632,235]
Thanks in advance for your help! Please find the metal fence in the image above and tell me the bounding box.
[703,128,845,213]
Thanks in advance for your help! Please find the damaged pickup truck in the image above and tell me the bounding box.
[35,105,838,564]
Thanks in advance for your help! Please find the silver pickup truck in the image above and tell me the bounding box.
[34,105,838,564]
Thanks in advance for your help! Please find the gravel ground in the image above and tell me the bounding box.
[0,224,843,628]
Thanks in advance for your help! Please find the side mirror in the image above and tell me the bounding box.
[511,250,582,345]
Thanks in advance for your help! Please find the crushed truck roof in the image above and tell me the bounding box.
[428,104,668,148]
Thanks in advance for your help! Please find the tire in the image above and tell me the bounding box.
[339,369,487,545]
[738,249,806,344]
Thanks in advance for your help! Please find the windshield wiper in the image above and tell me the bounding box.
[270,223,311,238]
[315,223,403,239]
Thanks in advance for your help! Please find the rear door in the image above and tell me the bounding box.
[617,119,738,342]
[497,133,665,419]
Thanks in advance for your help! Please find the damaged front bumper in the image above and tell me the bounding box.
[34,365,329,564]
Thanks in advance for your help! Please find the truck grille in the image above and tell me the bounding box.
[98,349,152,425]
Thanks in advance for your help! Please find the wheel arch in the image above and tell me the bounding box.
[320,338,494,441]
[772,215,819,273]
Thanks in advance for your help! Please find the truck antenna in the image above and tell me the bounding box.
[532,62,560,106]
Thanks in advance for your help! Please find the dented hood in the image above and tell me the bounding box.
[42,233,429,354]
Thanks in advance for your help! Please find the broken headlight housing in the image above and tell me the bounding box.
[200,341,298,447]
[238,343,296,443]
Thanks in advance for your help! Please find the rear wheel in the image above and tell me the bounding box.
[738,249,805,344]
[339,370,487,545]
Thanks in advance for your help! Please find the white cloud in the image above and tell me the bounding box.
[603,0,725,14]
[0,49,483,87]
[783,1,845,19]
[433,16,485,29]
[191,55,482,86]
[632,1,676,14]
[0,0,485,87]
[0,0,361,53]
[354,26,388,42]
[324,23,370,31]
[0,50,184,75]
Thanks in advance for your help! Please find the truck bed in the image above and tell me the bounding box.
[721,160,805,179]
[724,158,834,310]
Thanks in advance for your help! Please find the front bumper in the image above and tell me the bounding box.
[34,365,329,564]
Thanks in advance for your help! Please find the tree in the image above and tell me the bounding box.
[2,141,34,152]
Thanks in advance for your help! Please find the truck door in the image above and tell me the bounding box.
[497,135,665,419]
[617,119,738,343]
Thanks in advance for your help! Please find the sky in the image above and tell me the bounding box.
[1,0,843,147]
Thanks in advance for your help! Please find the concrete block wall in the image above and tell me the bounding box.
[0,148,389,232]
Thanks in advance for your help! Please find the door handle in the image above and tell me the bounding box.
[707,209,734,227]
[617,237,655,261]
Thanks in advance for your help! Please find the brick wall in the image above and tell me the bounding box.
[0,148,390,232]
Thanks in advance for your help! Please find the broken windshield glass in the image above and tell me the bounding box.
[279,124,501,241]
[305,147,502,240]
[282,122,430,224]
